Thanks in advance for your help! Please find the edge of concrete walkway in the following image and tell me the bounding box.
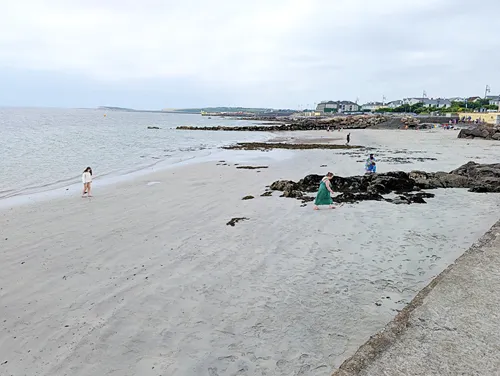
[332,219,500,376]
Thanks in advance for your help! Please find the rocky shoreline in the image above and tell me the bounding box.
[458,125,500,140]
[178,115,390,131]
[177,115,464,132]
[267,162,500,205]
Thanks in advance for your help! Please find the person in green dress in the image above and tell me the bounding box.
[313,172,336,210]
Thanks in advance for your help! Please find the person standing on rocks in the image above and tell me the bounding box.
[313,172,336,210]
[346,133,351,145]
[365,154,376,174]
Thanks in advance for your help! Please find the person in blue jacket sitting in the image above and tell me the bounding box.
[365,154,377,174]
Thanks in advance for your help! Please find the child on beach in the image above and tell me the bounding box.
[82,167,93,197]
[365,154,376,174]
[313,172,336,210]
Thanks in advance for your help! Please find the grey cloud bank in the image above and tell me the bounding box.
[1,0,499,109]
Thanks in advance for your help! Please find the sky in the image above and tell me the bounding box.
[0,0,499,109]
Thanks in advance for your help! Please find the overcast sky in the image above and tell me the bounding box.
[1,0,499,109]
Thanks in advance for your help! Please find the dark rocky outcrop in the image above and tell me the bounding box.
[177,115,390,132]
[356,116,459,130]
[386,192,436,205]
[458,126,500,140]
[224,143,362,151]
[236,166,269,169]
[269,162,500,205]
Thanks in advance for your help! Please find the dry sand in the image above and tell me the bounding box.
[1,129,500,376]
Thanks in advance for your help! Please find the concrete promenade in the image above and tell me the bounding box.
[333,219,500,376]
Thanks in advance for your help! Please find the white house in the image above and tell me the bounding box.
[403,98,426,106]
[448,97,466,103]
[386,100,403,109]
[468,97,482,102]
[402,98,451,108]
[422,98,451,108]
[361,102,384,112]
[487,96,500,106]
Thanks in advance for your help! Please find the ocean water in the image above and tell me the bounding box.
[0,107,270,200]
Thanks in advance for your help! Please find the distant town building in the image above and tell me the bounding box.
[487,96,500,106]
[386,100,403,109]
[468,96,482,102]
[403,97,426,106]
[316,100,360,113]
[361,102,384,112]
[402,97,451,108]
[448,97,466,103]
[316,101,338,113]
[338,101,360,113]
[422,98,451,108]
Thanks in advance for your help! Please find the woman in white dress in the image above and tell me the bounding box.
[82,167,93,197]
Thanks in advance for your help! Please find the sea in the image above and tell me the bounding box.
[0,107,273,203]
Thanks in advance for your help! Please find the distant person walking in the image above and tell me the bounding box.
[82,167,93,197]
[313,172,336,210]
[365,154,376,174]
[346,133,351,145]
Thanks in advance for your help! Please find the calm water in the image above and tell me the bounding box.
[0,108,270,199]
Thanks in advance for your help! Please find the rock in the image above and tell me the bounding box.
[281,190,303,198]
[242,195,255,200]
[369,172,415,194]
[333,192,385,203]
[450,162,500,192]
[492,133,500,140]
[236,166,268,169]
[270,180,299,192]
[409,171,469,189]
[260,191,273,197]
[401,192,434,204]
[296,175,323,192]
[226,217,249,226]
[268,162,500,205]
[147,126,160,129]
[458,126,497,140]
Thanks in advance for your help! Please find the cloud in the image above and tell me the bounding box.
[0,0,499,108]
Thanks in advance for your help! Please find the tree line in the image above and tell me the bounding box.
[374,99,498,114]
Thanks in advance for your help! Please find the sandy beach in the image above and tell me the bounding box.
[2,129,500,376]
